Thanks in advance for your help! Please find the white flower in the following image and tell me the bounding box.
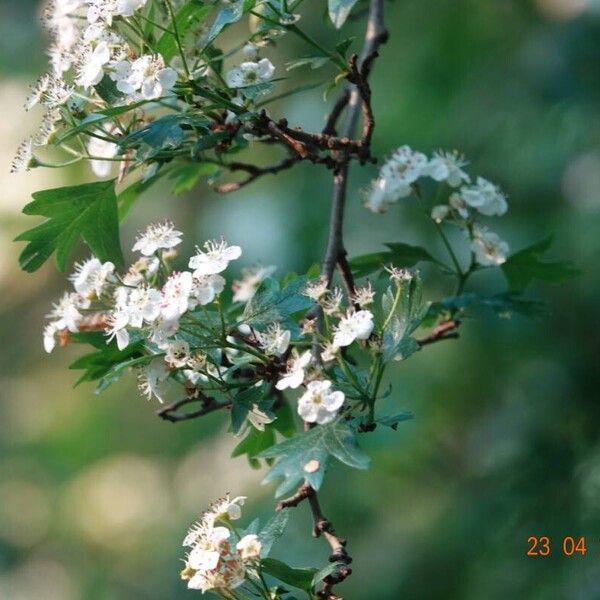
[449,192,469,219]
[189,240,242,277]
[332,309,374,348]
[70,257,114,298]
[47,292,88,332]
[232,265,275,303]
[25,74,51,110]
[470,226,509,266]
[247,404,275,431]
[207,495,247,523]
[226,58,275,88]
[87,134,118,177]
[116,0,147,17]
[276,350,311,390]
[363,146,428,212]
[165,340,191,368]
[188,526,230,572]
[431,204,450,223]
[352,283,375,308]
[75,41,111,88]
[127,285,162,327]
[460,177,508,217]
[236,534,262,560]
[297,380,345,425]
[148,317,180,349]
[43,322,60,353]
[132,221,183,256]
[138,358,170,402]
[257,323,291,356]
[425,151,470,187]
[114,55,177,100]
[303,277,328,302]
[160,271,194,321]
[320,342,338,363]
[191,274,225,307]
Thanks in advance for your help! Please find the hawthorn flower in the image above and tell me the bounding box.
[236,534,261,560]
[189,240,242,277]
[75,40,111,88]
[470,226,509,266]
[322,287,343,316]
[127,285,162,327]
[191,274,226,306]
[352,283,375,307]
[87,134,118,177]
[333,309,374,348]
[449,192,469,219]
[303,277,328,302]
[138,358,170,402]
[257,323,291,356]
[117,0,148,17]
[47,292,88,332]
[431,204,450,223]
[247,404,275,431]
[425,151,470,187]
[25,73,51,110]
[132,222,183,256]
[226,58,275,88]
[232,265,275,303]
[148,316,180,349]
[297,380,345,425]
[187,526,231,572]
[70,256,114,299]
[460,177,508,216]
[276,350,311,390]
[385,265,414,283]
[206,494,247,523]
[320,342,339,363]
[165,340,191,368]
[160,271,194,321]
[11,139,36,173]
[113,55,177,100]
[35,109,62,146]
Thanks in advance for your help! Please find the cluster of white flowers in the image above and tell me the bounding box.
[363,146,510,266]
[181,495,262,594]
[14,0,176,174]
[42,222,246,399]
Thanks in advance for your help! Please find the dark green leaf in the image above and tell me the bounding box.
[286,56,330,71]
[328,0,360,28]
[118,170,165,220]
[350,242,440,278]
[94,74,123,104]
[157,2,213,61]
[501,236,579,294]
[261,558,317,592]
[242,276,313,329]
[16,180,123,272]
[258,510,289,557]
[169,162,220,194]
[206,0,254,44]
[232,425,276,467]
[260,421,370,497]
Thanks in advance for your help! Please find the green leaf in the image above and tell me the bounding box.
[258,510,289,557]
[206,0,254,44]
[381,273,427,362]
[312,562,348,588]
[350,242,441,278]
[286,56,330,71]
[55,101,148,144]
[232,425,276,468]
[328,0,360,28]
[157,2,213,61]
[242,276,313,329]
[16,180,123,272]
[95,354,152,394]
[425,292,545,322]
[238,81,275,100]
[259,421,370,497]
[376,412,414,430]
[94,74,123,104]
[118,170,166,220]
[501,236,579,294]
[69,340,144,387]
[169,162,219,195]
[261,558,317,592]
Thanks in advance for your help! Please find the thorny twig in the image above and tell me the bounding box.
[157,394,230,423]
[418,319,460,346]
[284,3,388,598]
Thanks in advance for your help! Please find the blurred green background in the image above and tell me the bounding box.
[2,0,600,598]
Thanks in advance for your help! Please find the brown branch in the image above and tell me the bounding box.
[156,394,230,423]
[418,319,460,346]
[214,156,299,193]
[323,89,351,136]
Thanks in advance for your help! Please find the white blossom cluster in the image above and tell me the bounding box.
[181,495,262,594]
[363,146,510,266]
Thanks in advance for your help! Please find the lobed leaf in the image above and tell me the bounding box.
[16,180,123,272]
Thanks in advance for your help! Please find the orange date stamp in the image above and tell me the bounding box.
[527,536,588,557]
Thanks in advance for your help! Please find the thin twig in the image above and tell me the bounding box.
[417,319,460,346]
[157,395,230,423]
